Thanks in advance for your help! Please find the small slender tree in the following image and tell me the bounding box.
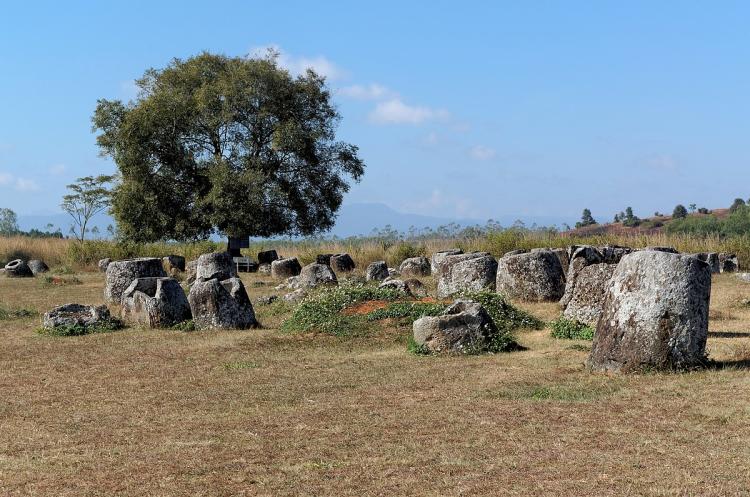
[0,208,19,235]
[575,208,597,228]
[61,175,114,242]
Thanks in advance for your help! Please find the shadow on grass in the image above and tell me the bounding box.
[708,331,750,338]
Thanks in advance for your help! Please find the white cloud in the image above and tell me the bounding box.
[402,189,483,219]
[469,145,496,161]
[369,98,449,125]
[339,83,394,100]
[48,164,66,175]
[0,172,12,185]
[249,45,345,81]
[644,153,678,171]
[15,178,39,191]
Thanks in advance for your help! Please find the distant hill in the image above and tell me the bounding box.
[563,208,730,237]
[16,203,574,239]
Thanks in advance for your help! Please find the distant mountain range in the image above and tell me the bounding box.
[17,203,573,239]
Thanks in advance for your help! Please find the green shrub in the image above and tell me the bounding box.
[365,302,447,322]
[550,317,594,340]
[406,335,430,355]
[281,283,403,336]
[391,242,426,264]
[36,317,124,337]
[170,320,196,332]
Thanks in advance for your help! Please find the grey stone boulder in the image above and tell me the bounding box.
[412,300,497,354]
[255,295,278,306]
[689,253,720,274]
[257,250,279,265]
[388,267,400,278]
[98,258,112,273]
[283,288,308,303]
[121,277,191,328]
[551,248,570,274]
[404,278,427,298]
[399,256,431,277]
[365,261,389,282]
[430,249,463,274]
[644,246,679,254]
[196,252,237,281]
[560,246,605,308]
[379,278,411,296]
[588,251,711,372]
[437,252,498,298]
[105,258,168,304]
[28,259,49,275]
[188,277,257,330]
[719,253,739,273]
[599,245,633,264]
[331,253,356,272]
[736,273,750,283]
[185,260,198,285]
[316,254,333,266]
[43,304,113,330]
[258,263,272,274]
[4,259,33,278]
[163,255,186,273]
[562,263,616,327]
[299,263,338,288]
[271,257,302,279]
[496,249,566,302]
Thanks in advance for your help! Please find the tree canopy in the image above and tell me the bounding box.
[92,52,365,242]
[672,204,688,219]
[575,208,597,228]
[0,208,19,235]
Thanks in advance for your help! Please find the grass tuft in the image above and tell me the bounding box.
[550,317,595,340]
[0,306,37,320]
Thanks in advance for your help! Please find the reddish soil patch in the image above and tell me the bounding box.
[342,300,390,316]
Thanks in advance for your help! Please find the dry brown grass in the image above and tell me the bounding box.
[1,272,750,496]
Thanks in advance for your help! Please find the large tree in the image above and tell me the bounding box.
[0,208,19,235]
[92,52,365,242]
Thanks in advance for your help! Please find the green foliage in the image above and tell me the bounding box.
[730,198,746,213]
[640,219,664,229]
[392,242,426,263]
[406,335,430,355]
[672,204,688,219]
[461,291,543,352]
[365,302,447,322]
[550,317,594,340]
[281,283,402,336]
[61,175,114,242]
[170,320,196,332]
[0,306,37,320]
[93,51,365,242]
[0,208,19,235]
[575,208,597,228]
[37,317,124,337]
[667,205,750,238]
[622,207,641,227]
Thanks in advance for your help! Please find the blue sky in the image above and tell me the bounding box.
[1,1,749,228]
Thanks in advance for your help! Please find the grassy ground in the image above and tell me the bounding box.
[1,271,750,496]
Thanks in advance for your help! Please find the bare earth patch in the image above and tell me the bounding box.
[0,273,749,496]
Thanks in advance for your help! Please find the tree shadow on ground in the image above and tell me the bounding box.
[708,331,750,338]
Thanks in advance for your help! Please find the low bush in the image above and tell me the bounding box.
[550,317,594,340]
[365,302,447,322]
[36,317,124,337]
[461,291,543,352]
[281,283,403,336]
